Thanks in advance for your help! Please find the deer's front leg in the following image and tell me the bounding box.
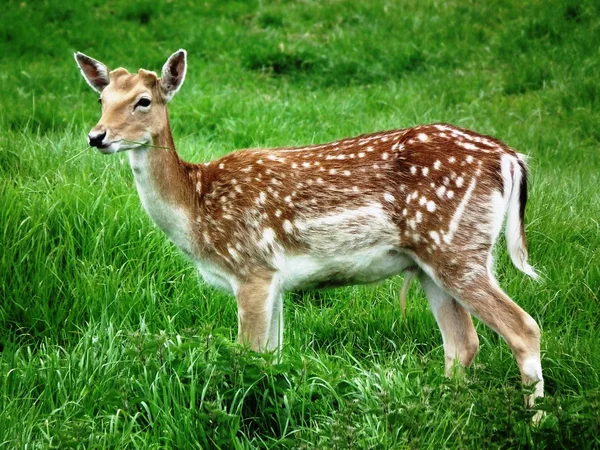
[236,271,283,354]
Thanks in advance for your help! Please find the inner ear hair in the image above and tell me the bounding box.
[75,52,110,93]
[160,49,187,100]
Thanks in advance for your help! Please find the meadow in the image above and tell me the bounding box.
[1,0,599,447]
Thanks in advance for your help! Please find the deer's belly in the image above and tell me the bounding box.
[276,245,414,291]
[195,259,239,294]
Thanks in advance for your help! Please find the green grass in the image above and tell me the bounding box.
[1,0,600,447]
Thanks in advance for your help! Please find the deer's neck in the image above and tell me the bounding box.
[128,120,200,255]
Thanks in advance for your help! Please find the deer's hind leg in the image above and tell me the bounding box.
[420,257,543,409]
[236,270,283,355]
[418,272,479,376]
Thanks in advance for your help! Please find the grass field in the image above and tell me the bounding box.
[1,0,600,448]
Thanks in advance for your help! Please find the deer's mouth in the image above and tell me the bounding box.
[96,140,123,154]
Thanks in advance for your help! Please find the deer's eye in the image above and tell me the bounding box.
[135,98,151,108]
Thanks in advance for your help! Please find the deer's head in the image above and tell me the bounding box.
[74,50,187,154]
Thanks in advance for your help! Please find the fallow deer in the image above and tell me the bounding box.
[75,50,544,414]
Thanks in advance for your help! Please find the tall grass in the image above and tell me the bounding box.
[1,0,599,447]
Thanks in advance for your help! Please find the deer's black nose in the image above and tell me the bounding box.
[88,131,107,148]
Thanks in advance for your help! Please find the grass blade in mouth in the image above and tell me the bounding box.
[65,146,92,163]
[122,139,174,151]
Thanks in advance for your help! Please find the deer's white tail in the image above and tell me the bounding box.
[506,156,539,280]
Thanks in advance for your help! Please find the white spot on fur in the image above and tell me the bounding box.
[260,228,276,248]
[447,190,455,199]
[436,185,447,198]
[456,177,464,188]
[416,211,423,223]
[410,166,417,175]
[218,163,225,169]
[429,231,441,245]
[384,193,395,203]
[426,200,436,212]
[448,156,456,163]
[227,246,239,259]
[434,160,441,170]
[382,153,389,160]
[422,167,429,176]
[283,220,293,233]
[418,133,429,142]
[458,141,479,151]
[443,177,477,243]
[419,196,427,206]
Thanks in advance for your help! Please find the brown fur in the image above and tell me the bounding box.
[236,270,277,349]
[419,273,480,376]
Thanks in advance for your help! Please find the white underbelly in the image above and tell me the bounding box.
[195,260,240,294]
[275,245,414,291]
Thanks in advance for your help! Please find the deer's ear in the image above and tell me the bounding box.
[160,49,187,103]
[74,52,110,93]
